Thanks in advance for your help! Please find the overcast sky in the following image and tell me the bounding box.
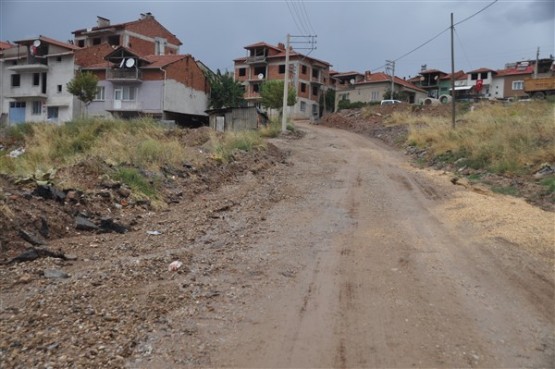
[1,0,553,78]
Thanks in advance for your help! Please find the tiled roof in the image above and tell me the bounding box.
[495,65,534,76]
[235,41,332,67]
[14,35,79,50]
[467,67,496,74]
[0,41,14,50]
[142,54,188,68]
[243,42,283,51]
[420,69,447,75]
[358,72,426,93]
[440,70,467,80]
[333,71,363,78]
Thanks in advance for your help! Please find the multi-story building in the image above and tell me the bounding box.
[73,13,209,125]
[0,35,80,125]
[1,13,209,126]
[233,41,333,120]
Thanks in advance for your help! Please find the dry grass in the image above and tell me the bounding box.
[396,101,554,174]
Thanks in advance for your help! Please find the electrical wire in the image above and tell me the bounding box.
[454,28,473,72]
[286,0,305,34]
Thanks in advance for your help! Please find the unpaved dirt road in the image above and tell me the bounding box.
[2,122,554,368]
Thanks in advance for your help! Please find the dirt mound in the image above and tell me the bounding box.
[0,129,287,261]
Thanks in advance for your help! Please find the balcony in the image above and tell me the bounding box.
[246,55,267,64]
[8,64,49,73]
[6,87,47,99]
[106,68,142,81]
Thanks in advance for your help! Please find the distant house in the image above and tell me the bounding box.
[334,71,427,108]
[83,46,209,125]
[233,41,333,120]
[491,62,534,100]
[73,14,209,125]
[412,68,448,98]
[0,35,81,125]
[465,67,497,98]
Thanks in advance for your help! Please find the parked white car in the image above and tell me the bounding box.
[380,99,402,106]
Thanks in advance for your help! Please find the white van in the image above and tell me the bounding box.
[380,99,402,106]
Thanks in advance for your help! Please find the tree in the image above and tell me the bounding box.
[207,70,245,109]
[320,88,336,114]
[66,71,98,116]
[260,80,296,111]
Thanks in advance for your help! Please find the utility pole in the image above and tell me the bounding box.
[450,13,456,129]
[534,47,540,78]
[281,34,291,133]
[386,60,395,99]
[281,34,317,132]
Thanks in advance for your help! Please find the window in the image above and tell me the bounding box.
[254,66,265,78]
[312,68,319,79]
[122,86,136,100]
[33,73,40,86]
[371,91,380,101]
[238,68,246,77]
[108,35,120,46]
[471,73,478,80]
[312,85,319,96]
[300,101,306,112]
[92,38,101,45]
[301,65,307,74]
[56,56,62,62]
[10,102,26,108]
[11,74,20,87]
[512,80,524,90]
[47,106,59,120]
[94,86,105,101]
[77,40,85,47]
[279,64,285,74]
[155,38,166,56]
[32,101,42,115]
[57,85,62,93]
[480,72,488,80]
[301,83,306,93]
[312,104,318,116]
[253,84,260,93]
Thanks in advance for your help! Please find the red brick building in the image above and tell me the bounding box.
[234,41,333,120]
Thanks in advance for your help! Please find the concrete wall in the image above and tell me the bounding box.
[164,79,208,116]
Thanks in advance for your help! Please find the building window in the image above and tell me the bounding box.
[512,80,524,90]
[122,86,136,100]
[301,65,307,74]
[312,104,318,116]
[300,101,306,111]
[57,85,62,93]
[254,66,265,78]
[239,68,246,77]
[32,101,42,115]
[312,68,319,79]
[471,73,478,80]
[312,85,319,96]
[47,106,59,120]
[33,73,40,86]
[94,86,105,101]
[252,84,260,93]
[108,35,120,46]
[155,38,166,56]
[77,40,85,47]
[480,72,488,79]
[11,74,20,87]
[301,83,306,93]
[56,56,62,62]
[92,37,101,45]
[279,64,285,74]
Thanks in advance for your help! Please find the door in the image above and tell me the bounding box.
[216,116,225,132]
[114,88,122,110]
[9,102,26,124]
[47,107,59,122]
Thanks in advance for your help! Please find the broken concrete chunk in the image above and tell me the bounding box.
[18,229,45,246]
[43,269,70,279]
[75,216,98,231]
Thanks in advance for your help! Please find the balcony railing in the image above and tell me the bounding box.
[246,55,267,64]
[106,68,142,81]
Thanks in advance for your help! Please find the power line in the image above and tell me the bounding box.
[454,28,473,72]
[394,0,499,61]
[299,0,316,35]
[285,1,304,34]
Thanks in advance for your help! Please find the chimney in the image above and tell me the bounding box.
[140,12,153,20]
[364,70,371,81]
[421,64,427,72]
[97,16,110,27]
[277,42,285,50]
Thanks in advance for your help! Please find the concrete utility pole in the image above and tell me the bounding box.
[534,47,540,78]
[450,13,456,129]
[386,60,395,99]
[281,34,291,133]
[281,34,317,132]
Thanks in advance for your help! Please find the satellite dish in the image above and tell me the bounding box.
[349,79,355,85]
[119,58,125,68]
[125,58,135,68]
[33,40,41,47]
[257,73,264,80]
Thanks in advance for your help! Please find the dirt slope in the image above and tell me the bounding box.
[1,122,553,368]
